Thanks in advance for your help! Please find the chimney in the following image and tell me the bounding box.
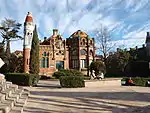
[147,32,150,37]
[135,46,138,50]
[53,29,58,36]
[44,37,47,40]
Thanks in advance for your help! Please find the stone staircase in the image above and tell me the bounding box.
[0,79,29,113]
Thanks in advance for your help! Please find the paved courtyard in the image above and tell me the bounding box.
[23,80,150,113]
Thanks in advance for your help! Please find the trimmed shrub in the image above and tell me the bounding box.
[90,61,106,76]
[52,69,84,79]
[121,77,150,87]
[52,71,65,79]
[60,76,85,88]
[4,73,41,86]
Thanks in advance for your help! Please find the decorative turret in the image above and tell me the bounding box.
[146,32,150,56]
[53,29,58,37]
[24,12,35,49]
[23,12,35,73]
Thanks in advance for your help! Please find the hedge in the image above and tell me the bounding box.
[52,69,84,79]
[121,77,150,87]
[4,73,41,86]
[105,73,125,78]
[59,76,85,88]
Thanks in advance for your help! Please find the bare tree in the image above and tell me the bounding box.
[95,24,114,62]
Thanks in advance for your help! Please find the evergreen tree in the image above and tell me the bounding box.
[0,18,22,58]
[0,43,5,59]
[29,25,39,74]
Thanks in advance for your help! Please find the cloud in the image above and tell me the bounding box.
[0,0,150,53]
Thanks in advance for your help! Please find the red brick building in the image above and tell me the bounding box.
[39,29,95,76]
[23,12,95,76]
[39,29,69,75]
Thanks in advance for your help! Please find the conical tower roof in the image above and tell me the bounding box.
[25,12,33,23]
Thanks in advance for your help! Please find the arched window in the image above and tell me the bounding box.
[80,49,86,55]
[41,52,49,68]
[43,52,47,56]
[90,40,93,45]
[82,39,85,45]
[46,57,49,68]
[90,50,93,55]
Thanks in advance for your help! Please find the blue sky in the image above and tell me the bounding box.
[0,0,150,52]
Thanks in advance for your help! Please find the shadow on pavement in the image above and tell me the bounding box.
[24,80,150,113]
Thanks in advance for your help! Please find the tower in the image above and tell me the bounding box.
[146,32,150,56]
[23,12,35,73]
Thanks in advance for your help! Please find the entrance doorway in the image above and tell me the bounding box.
[56,61,64,71]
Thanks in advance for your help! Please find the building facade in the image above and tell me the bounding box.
[23,12,95,76]
[39,30,95,76]
[39,29,69,75]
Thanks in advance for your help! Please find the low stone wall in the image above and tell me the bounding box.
[85,78,121,88]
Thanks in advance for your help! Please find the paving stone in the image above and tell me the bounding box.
[23,80,150,113]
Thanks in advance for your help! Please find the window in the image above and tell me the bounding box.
[80,49,86,55]
[56,61,64,71]
[90,50,93,55]
[72,60,78,69]
[41,52,49,68]
[27,59,29,65]
[90,40,93,45]
[45,57,49,68]
[41,57,45,68]
[80,59,87,68]
[43,52,47,56]
[83,39,85,45]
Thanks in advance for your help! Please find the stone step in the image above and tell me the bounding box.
[18,92,29,105]
[0,79,6,85]
[9,105,23,113]
[1,89,12,98]
[0,84,7,91]
[0,94,5,102]
[1,86,23,98]
[1,98,15,109]
[0,102,12,113]
[0,79,29,113]
[8,93,20,102]
[14,89,24,98]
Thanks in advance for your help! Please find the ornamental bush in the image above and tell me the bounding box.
[52,69,84,79]
[90,61,106,76]
[59,76,85,88]
[4,73,41,86]
[121,77,150,87]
